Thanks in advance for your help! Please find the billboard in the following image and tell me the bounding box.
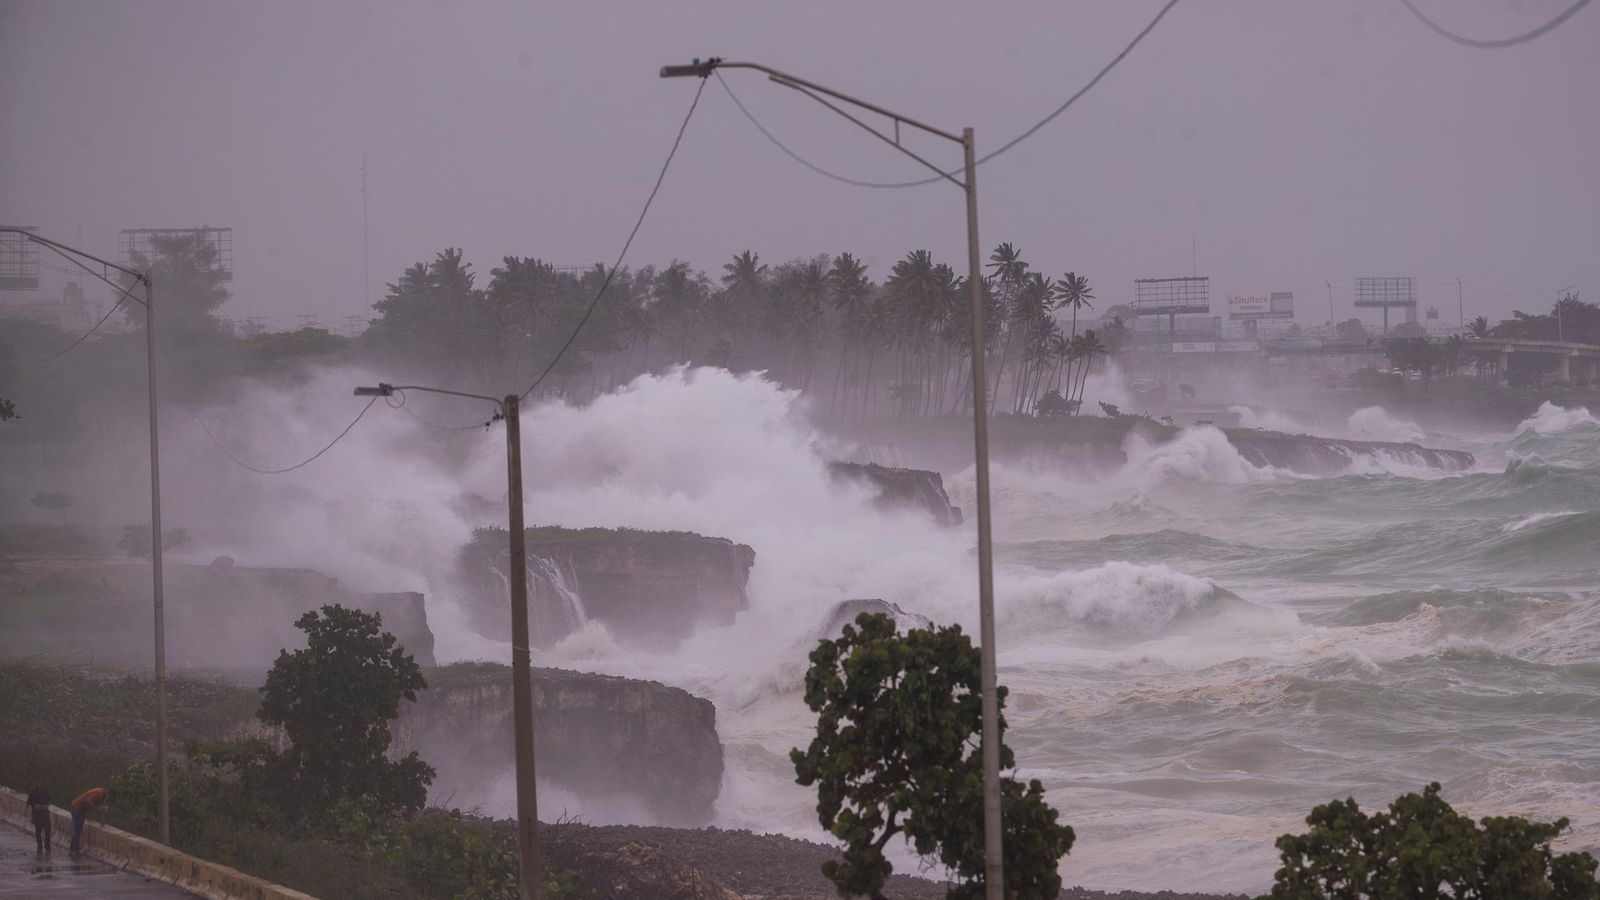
[120,227,233,282]
[1353,276,1416,309]
[1133,276,1210,314]
[0,227,39,291]
[1229,292,1294,319]
[1228,295,1270,318]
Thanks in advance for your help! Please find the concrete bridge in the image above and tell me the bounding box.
[1464,337,1600,382]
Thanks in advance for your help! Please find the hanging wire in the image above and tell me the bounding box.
[517,74,708,402]
[190,396,380,474]
[17,284,135,365]
[714,0,1183,189]
[1397,0,1592,48]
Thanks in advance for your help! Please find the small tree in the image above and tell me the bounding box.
[117,523,188,558]
[259,605,434,818]
[792,612,1074,900]
[1264,783,1599,899]
[31,491,72,524]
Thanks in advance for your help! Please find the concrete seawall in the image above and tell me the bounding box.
[0,785,317,900]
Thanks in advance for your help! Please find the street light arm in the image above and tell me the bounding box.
[766,78,964,189]
[354,383,505,410]
[661,59,962,144]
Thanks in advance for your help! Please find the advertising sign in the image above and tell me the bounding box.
[1173,341,1216,353]
[1228,295,1271,319]
[1270,292,1294,315]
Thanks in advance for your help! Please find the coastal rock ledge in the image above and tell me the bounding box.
[395,663,724,825]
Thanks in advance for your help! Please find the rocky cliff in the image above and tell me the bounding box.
[826,462,963,526]
[0,555,434,669]
[823,415,1475,477]
[395,663,723,825]
[456,527,756,649]
[1223,429,1476,474]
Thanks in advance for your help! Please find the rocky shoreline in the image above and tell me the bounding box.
[542,822,1251,900]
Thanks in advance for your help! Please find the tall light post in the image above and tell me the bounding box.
[0,228,169,844]
[353,383,541,900]
[661,59,1005,896]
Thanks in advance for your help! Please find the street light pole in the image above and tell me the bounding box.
[145,274,170,846]
[0,229,168,844]
[662,60,1004,898]
[355,383,539,898]
[962,127,1003,894]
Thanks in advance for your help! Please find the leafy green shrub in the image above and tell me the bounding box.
[1263,783,1599,899]
[258,604,435,819]
[792,612,1074,899]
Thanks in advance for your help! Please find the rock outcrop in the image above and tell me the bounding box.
[0,556,434,669]
[456,527,756,649]
[1222,429,1476,474]
[816,598,931,641]
[827,462,963,526]
[822,416,1475,477]
[395,663,724,825]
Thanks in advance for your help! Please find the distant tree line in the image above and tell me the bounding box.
[361,243,1125,418]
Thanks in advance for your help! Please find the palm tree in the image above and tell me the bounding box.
[827,253,873,417]
[1053,272,1095,343]
[1071,329,1107,413]
[1469,315,1490,339]
[986,243,1031,408]
[720,250,769,354]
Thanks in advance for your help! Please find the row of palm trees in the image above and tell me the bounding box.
[365,244,1122,419]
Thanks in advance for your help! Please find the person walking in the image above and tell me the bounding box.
[68,786,112,856]
[26,783,52,854]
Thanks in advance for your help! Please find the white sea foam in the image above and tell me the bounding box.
[1346,406,1426,444]
[1517,401,1599,435]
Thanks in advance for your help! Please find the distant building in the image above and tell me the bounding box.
[0,280,104,330]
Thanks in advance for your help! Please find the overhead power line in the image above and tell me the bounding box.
[518,74,708,401]
[1398,0,1593,48]
[18,285,134,365]
[716,0,1182,190]
[191,396,379,474]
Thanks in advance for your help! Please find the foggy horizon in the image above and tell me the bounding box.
[3,0,1596,331]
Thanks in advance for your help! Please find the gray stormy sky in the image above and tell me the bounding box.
[1,0,1596,331]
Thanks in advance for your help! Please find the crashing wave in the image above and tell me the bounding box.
[1516,401,1599,436]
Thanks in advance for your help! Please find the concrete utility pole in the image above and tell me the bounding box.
[661,59,1006,898]
[145,274,169,846]
[355,383,538,898]
[0,228,168,843]
[502,393,541,900]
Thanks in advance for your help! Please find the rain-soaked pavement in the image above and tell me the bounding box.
[0,820,194,897]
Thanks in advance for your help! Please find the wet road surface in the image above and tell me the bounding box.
[0,820,194,897]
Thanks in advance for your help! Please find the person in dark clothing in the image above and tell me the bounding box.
[26,783,52,853]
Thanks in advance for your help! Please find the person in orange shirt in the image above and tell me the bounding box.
[68,787,112,855]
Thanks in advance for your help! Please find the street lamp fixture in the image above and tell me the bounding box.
[661,59,1006,897]
[355,383,541,900]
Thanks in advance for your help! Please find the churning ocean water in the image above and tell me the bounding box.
[490,373,1599,894]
